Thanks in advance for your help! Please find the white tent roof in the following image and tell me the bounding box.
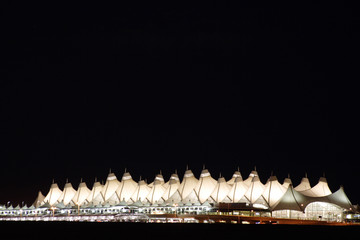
[148,173,165,187]
[107,191,121,205]
[131,180,151,203]
[58,182,77,206]
[72,181,91,206]
[227,177,248,203]
[162,173,180,201]
[294,175,311,192]
[272,184,313,212]
[42,182,63,206]
[33,191,45,208]
[178,169,198,200]
[115,172,138,202]
[244,176,265,204]
[194,169,217,204]
[101,172,121,201]
[87,181,103,204]
[300,177,332,197]
[227,170,242,186]
[321,186,353,210]
[165,190,182,204]
[244,170,258,187]
[282,176,292,189]
[182,189,199,204]
[147,175,166,204]
[262,176,287,208]
[210,176,231,203]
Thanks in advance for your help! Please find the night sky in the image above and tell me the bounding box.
[1,5,359,206]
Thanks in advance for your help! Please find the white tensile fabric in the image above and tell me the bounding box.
[72,182,91,206]
[146,177,166,204]
[282,176,292,189]
[58,182,77,205]
[148,173,165,187]
[300,177,332,197]
[194,169,217,204]
[244,176,265,203]
[262,176,287,208]
[131,180,151,203]
[227,170,242,186]
[243,170,258,187]
[162,173,180,201]
[227,177,249,203]
[178,169,198,200]
[294,175,311,192]
[115,172,138,202]
[324,187,353,210]
[210,177,231,203]
[272,184,312,212]
[33,191,45,208]
[182,189,199,204]
[87,181,103,205]
[101,173,121,202]
[42,183,63,206]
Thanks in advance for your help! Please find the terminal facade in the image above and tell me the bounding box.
[0,168,356,222]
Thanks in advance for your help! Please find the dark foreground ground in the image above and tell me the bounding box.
[0,222,359,239]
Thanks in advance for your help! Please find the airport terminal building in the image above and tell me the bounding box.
[0,168,356,222]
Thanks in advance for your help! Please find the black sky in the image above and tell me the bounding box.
[1,5,359,205]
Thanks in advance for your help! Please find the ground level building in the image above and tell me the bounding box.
[1,168,358,222]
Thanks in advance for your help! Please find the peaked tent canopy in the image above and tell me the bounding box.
[227,177,248,203]
[101,172,121,202]
[316,186,353,210]
[131,180,151,203]
[162,173,180,201]
[42,182,63,206]
[244,170,259,187]
[272,184,313,212]
[87,181,103,205]
[58,182,77,206]
[210,177,231,203]
[146,175,166,204]
[227,170,242,186]
[294,175,311,192]
[194,169,217,204]
[33,191,45,208]
[115,172,138,202]
[244,176,265,204]
[178,169,198,200]
[262,176,287,208]
[282,176,292,189]
[72,182,91,206]
[300,177,332,197]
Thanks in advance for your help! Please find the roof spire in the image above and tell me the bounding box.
[159,169,162,175]
[94,177,97,182]
[254,166,257,171]
[219,172,222,178]
[52,179,55,184]
[66,178,68,183]
[175,169,177,174]
[237,166,240,172]
[186,164,188,170]
[109,168,112,174]
[80,177,83,183]
[203,164,205,170]
[305,172,308,178]
[124,167,127,173]
[139,175,142,181]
